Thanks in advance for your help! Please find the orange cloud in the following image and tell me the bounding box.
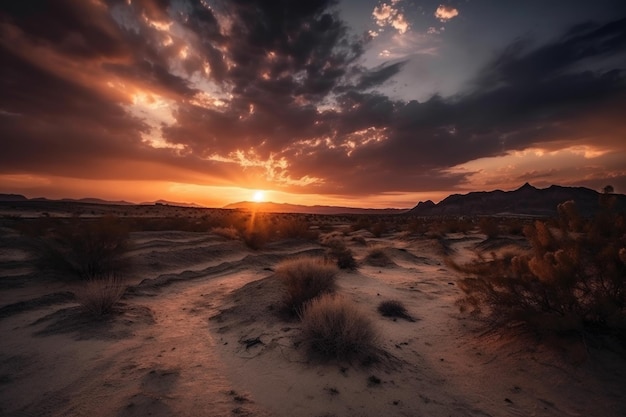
[435,5,459,22]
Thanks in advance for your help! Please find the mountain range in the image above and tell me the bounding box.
[0,194,204,208]
[409,183,625,217]
[2,183,624,216]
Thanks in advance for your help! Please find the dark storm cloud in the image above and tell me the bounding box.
[276,17,626,193]
[162,0,373,156]
[0,0,127,59]
[0,0,211,180]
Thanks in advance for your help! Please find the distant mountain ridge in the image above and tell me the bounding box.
[223,201,406,215]
[0,194,203,208]
[139,199,205,208]
[3,184,624,216]
[410,183,626,216]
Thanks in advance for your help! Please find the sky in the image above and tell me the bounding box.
[1,0,625,208]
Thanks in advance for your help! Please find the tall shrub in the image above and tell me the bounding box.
[457,201,626,335]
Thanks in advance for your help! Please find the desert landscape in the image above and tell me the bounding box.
[2,1,626,416]
[1,190,624,417]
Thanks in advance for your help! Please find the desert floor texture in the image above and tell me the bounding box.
[0,209,625,417]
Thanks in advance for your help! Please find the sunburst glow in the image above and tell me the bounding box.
[252,190,265,202]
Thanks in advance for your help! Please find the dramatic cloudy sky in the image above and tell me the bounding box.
[1,0,625,207]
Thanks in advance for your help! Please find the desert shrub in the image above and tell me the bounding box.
[369,222,387,238]
[478,217,500,239]
[32,216,130,280]
[407,218,429,235]
[351,216,372,232]
[322,237,357,270]
[300,294,379,360]
[334,248,357,270]
[557,200,583,233]
[276,218,317,240]
[456,201,626,337]
[319,233,344,247]
[502,218,526,236]
[242,230,268,250]
[75,275,126,317]
[212,226,240,240]
[276,257,338,314]
[435,217,473,234]
[377,300,414,321]
[364,247,392,267]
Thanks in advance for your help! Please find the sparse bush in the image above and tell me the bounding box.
[377,300,414,321]
[276,257,338,314]
[456,201,626,338]
[503,218,526,236]
[407,218,429,235]
[334,248,357,270]
[369,222,387,238]
[32,216,130,280]
[319,234,344,248]
[212,226,239,240]
[351,216,372,233]
[478,217,500,239]
[557,200,583,233]
[364,247,392,267]
[276,218,317,240]
[300,294,379,360]
[242,230,268,250]
[75,276,126,317]
[437,217,473,234]
[322,237,357,270]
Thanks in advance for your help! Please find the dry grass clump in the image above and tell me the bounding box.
[75,276,126,317]
[377,300,415,321]
[364,247,392,267]
[276,257,338,314]
[300,294,379,360]
[321,236,357,270]
[456,200,626,338]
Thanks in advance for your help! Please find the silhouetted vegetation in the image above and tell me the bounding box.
[478,217,500,239]
[28,216,130,280]
[456,200,626,339]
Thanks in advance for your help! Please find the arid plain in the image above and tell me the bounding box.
[0,202,624,417]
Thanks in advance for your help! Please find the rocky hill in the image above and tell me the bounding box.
[410,183,625,217]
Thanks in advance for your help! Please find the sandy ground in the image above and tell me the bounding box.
[1,224,625,417]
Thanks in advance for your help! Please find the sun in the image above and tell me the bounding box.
[252,190,265,202]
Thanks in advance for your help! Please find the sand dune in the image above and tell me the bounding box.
[1,223,625,417]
